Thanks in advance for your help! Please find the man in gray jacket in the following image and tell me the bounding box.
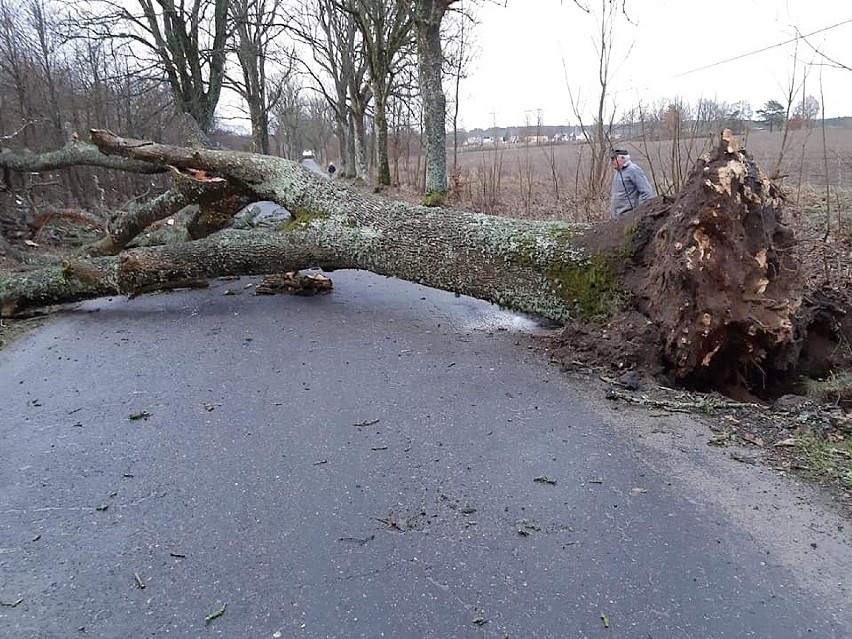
[609,148,653,219]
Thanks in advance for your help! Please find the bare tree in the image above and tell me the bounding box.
[412,0,458,201]
[289,0,368,179]
[346,0,415,186]
[228,0,292,154]
[80,0,230,137]
[26,0,64,143]
[442,3,477,177]
[270,76,309,160]
[0,0,37,147]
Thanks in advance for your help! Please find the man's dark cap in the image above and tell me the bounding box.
[609,148,628,158]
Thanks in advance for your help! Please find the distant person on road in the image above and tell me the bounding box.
[327,161,336,180]
[609,148,653,220]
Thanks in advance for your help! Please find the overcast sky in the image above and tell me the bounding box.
[454,0,852,128]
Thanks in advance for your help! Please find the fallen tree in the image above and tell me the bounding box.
[1,129,849,394]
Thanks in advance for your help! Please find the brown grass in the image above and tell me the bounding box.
[392,127,852,227]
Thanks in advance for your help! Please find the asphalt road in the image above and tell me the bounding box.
[1,271,851,638]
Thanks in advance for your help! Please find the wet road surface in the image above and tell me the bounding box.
[1,271,850,638]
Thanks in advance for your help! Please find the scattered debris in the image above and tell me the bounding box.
[133,572,146,589]
[517,519,541,536]
[205,603,227,623]
[774,437,798,447]
[0,598,23,608]
[337,535,375,546]
[730,452,758,465]
[377,513,407,532]
[128,411,152,421]
[354,419,380,428]
[534,475,557,485]
[707,432,733,447]
[600,611,610,628]
[742,433,765,447]
[255,272,332,296]
[615,371,641,391]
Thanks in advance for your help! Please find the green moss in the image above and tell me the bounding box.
[281,207,330,231]
[545,253,622,319]
[421,191,446,207]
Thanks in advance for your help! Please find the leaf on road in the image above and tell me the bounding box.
[742,433,765,447]
[707,431,732,447]
[128,411,152,421]
[205,603,227,623]
[600,611,609,628]
[774,437,798,447]
[534,475,557,485]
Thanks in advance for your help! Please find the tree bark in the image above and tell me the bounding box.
[0,139,163,174]
[414,0,454,198]
[0,129,834,391]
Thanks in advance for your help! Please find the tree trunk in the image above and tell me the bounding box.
[351,100,370,181]
[374,87,391,186]
[414,0,452,199]
[0,129,844,394]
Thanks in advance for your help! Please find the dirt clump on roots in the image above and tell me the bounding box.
[549,132,852,402]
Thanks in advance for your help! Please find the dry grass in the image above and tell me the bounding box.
[393,126,852,227]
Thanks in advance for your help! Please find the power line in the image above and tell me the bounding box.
[609,16,852,101]
[673,17,852,78]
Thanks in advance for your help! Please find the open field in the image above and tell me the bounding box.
[400,127,852,222]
